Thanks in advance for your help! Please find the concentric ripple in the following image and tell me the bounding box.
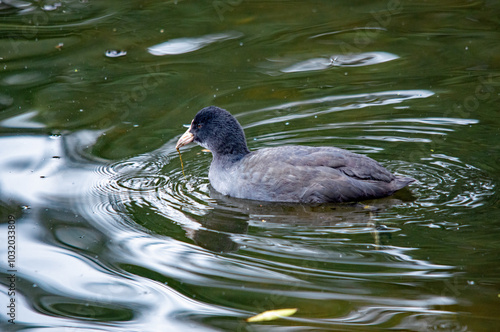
[397,156,495,215]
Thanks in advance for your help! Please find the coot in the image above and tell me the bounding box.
[176,106,414,203]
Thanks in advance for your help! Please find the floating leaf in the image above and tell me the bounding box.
[246,308,298,322]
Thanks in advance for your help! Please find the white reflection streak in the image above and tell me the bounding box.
[375,246,454,271]
[148,31,243,56]
[281,52,399,73]
[267,90,434,111]
[245,90,435,129]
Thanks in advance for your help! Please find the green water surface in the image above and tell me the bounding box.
[1,1,500,331]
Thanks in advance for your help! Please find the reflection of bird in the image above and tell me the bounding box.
[176,106,414,203]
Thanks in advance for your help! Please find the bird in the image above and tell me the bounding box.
[176,106,415,204]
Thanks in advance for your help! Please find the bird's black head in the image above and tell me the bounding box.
[176,106,250,159]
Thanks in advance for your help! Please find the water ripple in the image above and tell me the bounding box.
[241,90,435,129]
[390,155,494,216]
[280,52,399,73]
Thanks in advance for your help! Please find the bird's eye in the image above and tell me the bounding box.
[197,124,202,129]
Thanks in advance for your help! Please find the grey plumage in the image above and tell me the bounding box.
[177,106,415,203]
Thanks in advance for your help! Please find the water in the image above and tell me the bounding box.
[1,1,500,331]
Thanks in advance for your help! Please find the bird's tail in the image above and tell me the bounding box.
[393,176,416,191]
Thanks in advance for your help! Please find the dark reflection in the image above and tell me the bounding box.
[125,197,248,252]
[209,185,415,225]
[187,216,249,253]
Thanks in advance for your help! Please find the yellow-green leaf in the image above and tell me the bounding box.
[246,308,298,322]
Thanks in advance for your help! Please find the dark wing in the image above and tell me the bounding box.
[272,145,395,182]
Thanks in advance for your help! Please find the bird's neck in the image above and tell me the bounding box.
[212,142,250,165]
[210,130,249,161]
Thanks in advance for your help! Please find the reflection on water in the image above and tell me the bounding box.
[1,1,499,331]
[148,31,244,56]
[277,52,399,73]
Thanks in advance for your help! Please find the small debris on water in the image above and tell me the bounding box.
[177,148,185,177]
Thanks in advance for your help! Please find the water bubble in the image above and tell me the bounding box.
[105,50,127,58]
